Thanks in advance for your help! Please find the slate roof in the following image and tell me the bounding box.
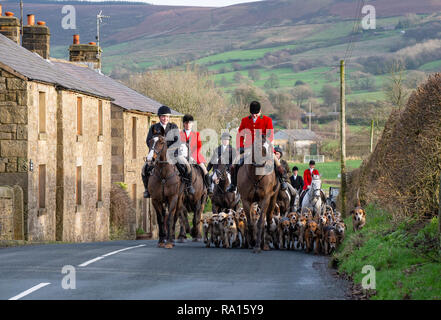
[274,129,317,141]
[51,59,181,116]
[0,33,111,100]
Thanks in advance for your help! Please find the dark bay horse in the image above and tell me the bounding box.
[210,164,240,214]
[237,138,281,253]
[148,135,185,248]
[177,164,208,242]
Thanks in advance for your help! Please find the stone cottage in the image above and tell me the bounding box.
[53,39,182,237]
[0,10,182,241]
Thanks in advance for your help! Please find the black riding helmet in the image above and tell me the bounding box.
[183,114,194,123]
[157,105,172,116]
[274,146,283,157]
[292,166,299,172]
[250,101,261,114]
[309,160,316,165]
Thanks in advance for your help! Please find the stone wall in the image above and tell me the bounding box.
[111,105,124,183]
[0,68,29,238]
[58,91,111,242]
[0,185,23,240]
[26,81,58,241]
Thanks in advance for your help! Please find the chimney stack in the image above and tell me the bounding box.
[22,15,50,59]
[0,9,20,44]
[69,34,102,70]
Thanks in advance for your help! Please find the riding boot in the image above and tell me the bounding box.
[176,163,195,195]
[185,167,196,195]
[226,165,237,193]
[274,164,287,192]
[279,176,288,191]
[142,163,153,198]
[204,173,213,195]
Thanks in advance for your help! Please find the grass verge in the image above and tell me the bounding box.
[332,203,441,300]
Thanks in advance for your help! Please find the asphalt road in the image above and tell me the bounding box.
[0,240,349,300]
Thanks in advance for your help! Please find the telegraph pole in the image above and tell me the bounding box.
[370,119,374,153]
[308,101,312,130]
[340,60,347,216]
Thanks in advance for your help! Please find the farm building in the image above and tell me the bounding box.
[0,11,181,241]
[274,129,319,160]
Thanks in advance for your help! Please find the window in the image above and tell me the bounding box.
[132,117,137,159]
[98,100,103,136]
[38,164,46,209]
[76,166,82,205]
[97,165,102,202]
[77,97,82,135]
[38,92,46,134]
[132,184,137,208]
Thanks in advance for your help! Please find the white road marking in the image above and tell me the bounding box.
[9,282,51,300]
[78,244,146,267]
[102,244,146,257]
[78,256,105,267]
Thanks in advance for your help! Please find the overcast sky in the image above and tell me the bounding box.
[107,0,262,7]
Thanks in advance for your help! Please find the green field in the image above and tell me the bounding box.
[287,160,362,180]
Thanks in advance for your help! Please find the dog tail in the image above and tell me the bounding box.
[356,188,361,207]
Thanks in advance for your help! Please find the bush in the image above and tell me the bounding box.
[344,73,441,219]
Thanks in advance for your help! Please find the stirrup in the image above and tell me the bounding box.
[143,190,150,198]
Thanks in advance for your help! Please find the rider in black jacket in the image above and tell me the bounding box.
[142,105,195,198]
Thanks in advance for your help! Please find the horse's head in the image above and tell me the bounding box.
[148,134,167,163]
[310,175,322,198]
[213,165,229,185]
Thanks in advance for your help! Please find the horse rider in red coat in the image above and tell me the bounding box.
[303,160,320,191]
[298,160,320,207]
[180,114,213,195]
[227,101,287,193]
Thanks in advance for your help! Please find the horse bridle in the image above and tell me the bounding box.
[150,136,168,164]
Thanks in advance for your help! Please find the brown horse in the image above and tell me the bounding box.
[148,135,185,248]
[237,138,281,253]
[177,164,208,242]
[210,164,241,214]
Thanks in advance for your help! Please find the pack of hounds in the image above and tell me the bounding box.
[201,202,366,255]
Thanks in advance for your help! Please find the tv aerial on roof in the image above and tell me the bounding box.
[96,10,110,48]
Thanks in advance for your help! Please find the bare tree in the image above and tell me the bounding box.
[126,66,229,131]
[384,60,410,110]
[292,84,314,108]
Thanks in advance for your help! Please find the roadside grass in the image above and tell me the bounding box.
[333,203,441,300]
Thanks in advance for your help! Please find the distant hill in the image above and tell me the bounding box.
[2,0,441,98]
[3,0,441,47]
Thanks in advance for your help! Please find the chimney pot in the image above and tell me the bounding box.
[0,4,2,16]
[73,34,80,44]
[27,14,35,26]
[89,42,96,45]
[0,10,20,43]
[22,20,50,59]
